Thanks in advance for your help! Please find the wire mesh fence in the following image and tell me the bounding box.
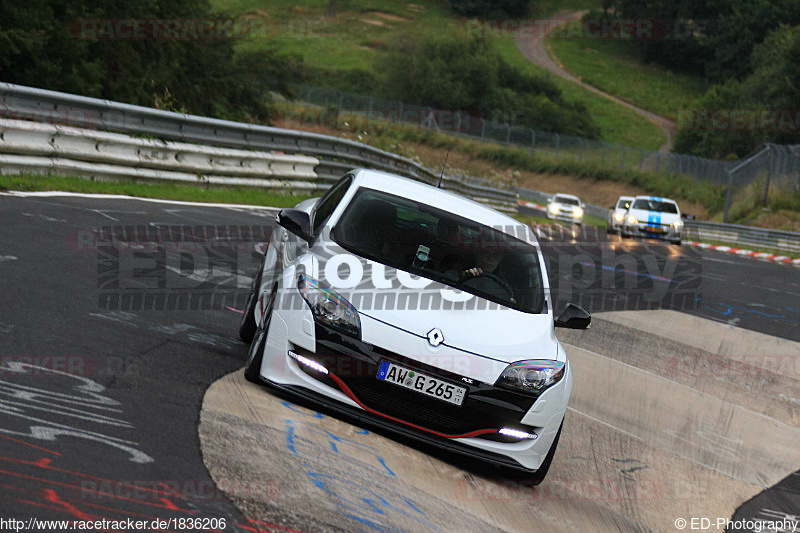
[291,84,796,192]
[723,143,800,221]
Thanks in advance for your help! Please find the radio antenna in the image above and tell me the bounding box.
[437,149,451,188]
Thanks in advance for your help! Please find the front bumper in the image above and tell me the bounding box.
[256,306,570,471]
[547,210,583,225]
[623,223,681,242]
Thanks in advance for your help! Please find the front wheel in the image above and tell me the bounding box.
[238,264,263,342]
[243,287,275,384]
[530,418,563,486]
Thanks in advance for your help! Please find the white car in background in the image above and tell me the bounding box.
[621,195,683,245]
[607,196,634,234]
[239,168,590,484]
[546,193,584,225]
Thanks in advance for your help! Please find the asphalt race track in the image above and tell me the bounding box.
[1,192,798,533]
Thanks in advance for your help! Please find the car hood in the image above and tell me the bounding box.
[307,249,559,364]
[359,304,558,362]
[628,208,680,224]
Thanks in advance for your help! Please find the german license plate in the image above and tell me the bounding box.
[377,361,466,406]
[645,225,664,233]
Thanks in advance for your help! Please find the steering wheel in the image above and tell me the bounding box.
[460,271,514,301]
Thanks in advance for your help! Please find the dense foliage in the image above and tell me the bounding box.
[0,0,299,122]
[595,1,800,157]
[379,34,599,138]
[607,0,800,81]
[673,25,800,158]
[446,0,531,18]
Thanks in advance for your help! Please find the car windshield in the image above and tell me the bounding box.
[333,188,545,313]
[632,198,678,213]
[556,196,580,206]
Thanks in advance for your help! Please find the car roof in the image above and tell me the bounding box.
[632,195,678,204]
[553,193,580,200]
[617,195,635,201]
[349,168,537,243]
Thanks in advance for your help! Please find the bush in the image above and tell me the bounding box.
[447,0,531,18]
[378,33,599,138]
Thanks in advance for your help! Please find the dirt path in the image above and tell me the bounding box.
[515,11,676,152]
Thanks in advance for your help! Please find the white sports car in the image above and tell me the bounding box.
[239,169,590,483]
[621,195,683,245]
[607,195,634,234]
[546,193,584,225]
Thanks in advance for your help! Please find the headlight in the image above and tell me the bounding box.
[627,215,638,224]
[298,274,361,338]
[574,207,584,218]
[672,220,683,228]
[613,212,624,222]
[548,203,559,214]
[495,360,565,393]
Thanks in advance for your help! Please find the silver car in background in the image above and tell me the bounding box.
[607,196,634,234]
[546,193,583,225]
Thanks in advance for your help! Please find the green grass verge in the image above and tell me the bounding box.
[211,0,451,72]
[493,38,665,150]
[516,213,606,228]
[0,174,315,207]
[289,104,725,215]
[211,0,665,151]
[547,37,708,121]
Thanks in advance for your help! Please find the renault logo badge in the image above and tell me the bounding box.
[426,328,444,347]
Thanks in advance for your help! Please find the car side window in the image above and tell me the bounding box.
[312,175,352,238]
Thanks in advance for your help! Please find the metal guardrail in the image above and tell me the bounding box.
[0,118,322,190]
[518,187,800,255]
[684,220,800,255]
[0,82,517,213]
[2,82,799,254]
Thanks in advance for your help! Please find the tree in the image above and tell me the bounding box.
[673,24,800,158]
[379,33,598,138]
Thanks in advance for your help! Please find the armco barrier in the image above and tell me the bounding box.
[684,220,800,255]
[0,82,518,213]
[0,119,322,191]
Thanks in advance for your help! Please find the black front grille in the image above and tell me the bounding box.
[295,323,539,437]
[346,377,479,435]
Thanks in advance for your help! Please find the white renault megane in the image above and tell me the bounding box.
[239,168,590,483]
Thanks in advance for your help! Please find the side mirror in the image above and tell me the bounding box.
[555,303,591,329]
[277,208,313,243]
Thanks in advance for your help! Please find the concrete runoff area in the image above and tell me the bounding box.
[199,311,800,532]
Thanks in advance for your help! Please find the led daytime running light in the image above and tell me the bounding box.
[499,428,537,440]
[289,350,329,374]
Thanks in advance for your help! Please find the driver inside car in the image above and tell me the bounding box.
[444,247,515,303]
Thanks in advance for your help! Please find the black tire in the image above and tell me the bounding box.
[243,287,275,384]
[238,264,263,343]
[530,418,564,486]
